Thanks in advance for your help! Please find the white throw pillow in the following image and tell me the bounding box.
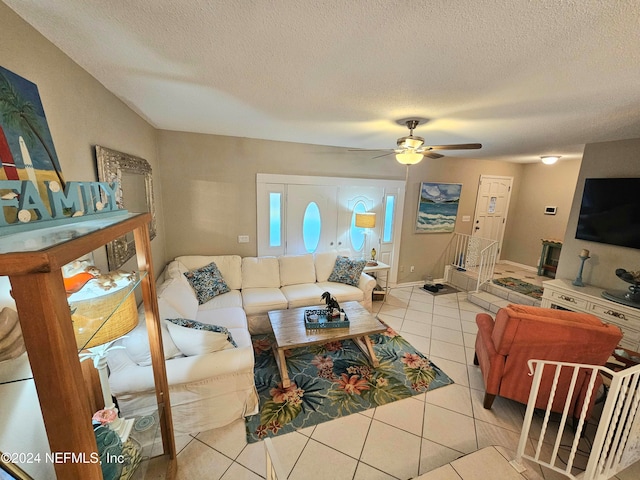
[241,257,280,289]
[279,254,316,286]
[156,276,198,319]
[165,319,235,356]
[122,314,182,366]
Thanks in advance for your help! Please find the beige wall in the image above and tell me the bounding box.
[398,158,523,283]
[0,2,166,291]
[158,130,526,284]
[556,138,640,290]
[501,159,581,268]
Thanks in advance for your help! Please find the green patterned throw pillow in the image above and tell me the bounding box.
[183,262,230,304]
[327,256,366,287]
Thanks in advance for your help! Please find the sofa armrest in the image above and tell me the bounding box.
[475,313,505,396]
[358,272,376,295]
[109,346,255,396]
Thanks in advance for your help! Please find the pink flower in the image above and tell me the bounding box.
[324,341,343,352]
[253,338,271,355]
[270,383,304,405]
[382,326,398,338]
[268,420,283,434]
[337,374,370,395]
[312,355,334,371]
[256,424,268,438]
[401,352,428,369]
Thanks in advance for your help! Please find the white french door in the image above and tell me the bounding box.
[286,185,338,254]
[256,174,405,285]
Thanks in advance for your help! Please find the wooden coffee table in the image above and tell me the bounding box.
[268,301,387,388]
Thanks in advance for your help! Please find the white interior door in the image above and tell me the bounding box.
[337,186,382,258]
[285,185,338,254]
[472,175,513,258]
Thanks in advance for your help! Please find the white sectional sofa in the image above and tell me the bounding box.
[172,251,376,333]
[107,252,376,434]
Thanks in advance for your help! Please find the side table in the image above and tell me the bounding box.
[363,261,391,304]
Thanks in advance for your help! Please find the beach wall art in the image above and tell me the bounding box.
[416,182,462,233]
[0,65,65,223]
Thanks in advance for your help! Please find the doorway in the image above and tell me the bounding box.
[472,175,513,259]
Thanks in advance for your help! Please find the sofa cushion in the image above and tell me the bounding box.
[183,262,230,305]
[197,290,243,311]
[157,276,198,320]
[314,251,338,282]
[163,260,188,281]
[195,306,248,330]
[281,283,326,309]
[165,318,237,356]
[175,255,242,291]
[317,281,365,303]
[327,256,366,287]
[242,257,280,289]
[241,287,288,315]
[279,254,316,286]
[122,313,182,367]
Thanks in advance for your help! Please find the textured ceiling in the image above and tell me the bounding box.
[5,0,640,163]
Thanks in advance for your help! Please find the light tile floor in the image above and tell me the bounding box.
[151,286,640,480]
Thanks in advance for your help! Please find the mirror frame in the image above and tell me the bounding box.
[96,145,156,270]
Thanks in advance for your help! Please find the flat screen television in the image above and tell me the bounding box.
[575,177,640,250]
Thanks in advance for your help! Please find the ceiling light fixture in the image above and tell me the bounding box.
[396,151,424,165]
[541,155,560,165]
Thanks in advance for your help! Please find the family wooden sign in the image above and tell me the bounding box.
[0,179,126,235]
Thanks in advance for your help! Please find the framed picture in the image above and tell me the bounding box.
[416,182,462,233]
[0,66,65,222]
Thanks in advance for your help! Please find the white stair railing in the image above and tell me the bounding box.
[448,233,498,291]
[511,359,640,479]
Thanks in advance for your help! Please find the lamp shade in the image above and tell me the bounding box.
[396,151,424,165]
[355,212,376,228]
[70,282,138,349]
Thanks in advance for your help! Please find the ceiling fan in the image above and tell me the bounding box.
[351,119,482,165]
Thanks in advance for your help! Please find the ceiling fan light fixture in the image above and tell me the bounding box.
[396,151,424,165]
[541,155,560,165]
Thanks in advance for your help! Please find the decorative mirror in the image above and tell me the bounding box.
[96,146,156,270]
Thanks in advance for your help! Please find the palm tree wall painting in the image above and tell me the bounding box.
[0,66,65,223]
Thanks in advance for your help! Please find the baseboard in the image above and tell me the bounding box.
[499,260,538,273]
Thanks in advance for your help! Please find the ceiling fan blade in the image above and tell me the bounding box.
[426,143,482,150]
[371,152,395,160]
[424,152,444,159]
[347,148,395,152]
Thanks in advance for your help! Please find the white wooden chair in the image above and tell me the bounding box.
[264,437,287,480]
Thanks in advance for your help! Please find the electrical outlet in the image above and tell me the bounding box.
[238,235,249,243]
[400,265,404,272]
[410,266,415,273]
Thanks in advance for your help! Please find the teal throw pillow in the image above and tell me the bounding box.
[327,256,366,287]
[183,262,230,305]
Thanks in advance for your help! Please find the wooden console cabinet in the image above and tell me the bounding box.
[541,278,640,351]
[0,212,176,479]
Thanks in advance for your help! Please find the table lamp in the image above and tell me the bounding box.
[71,280,138,442]
[355,212,376,264]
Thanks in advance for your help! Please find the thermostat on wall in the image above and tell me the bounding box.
[544,206,557,215]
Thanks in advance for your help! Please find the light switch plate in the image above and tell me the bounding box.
[238,235,249,243]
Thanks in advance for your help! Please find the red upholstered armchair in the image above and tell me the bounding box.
[474,304,622,418]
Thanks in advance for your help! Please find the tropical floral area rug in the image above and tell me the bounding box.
[493,276,544,299]
[245,327,453,443]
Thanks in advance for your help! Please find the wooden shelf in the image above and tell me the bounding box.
[0,213,176,479]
